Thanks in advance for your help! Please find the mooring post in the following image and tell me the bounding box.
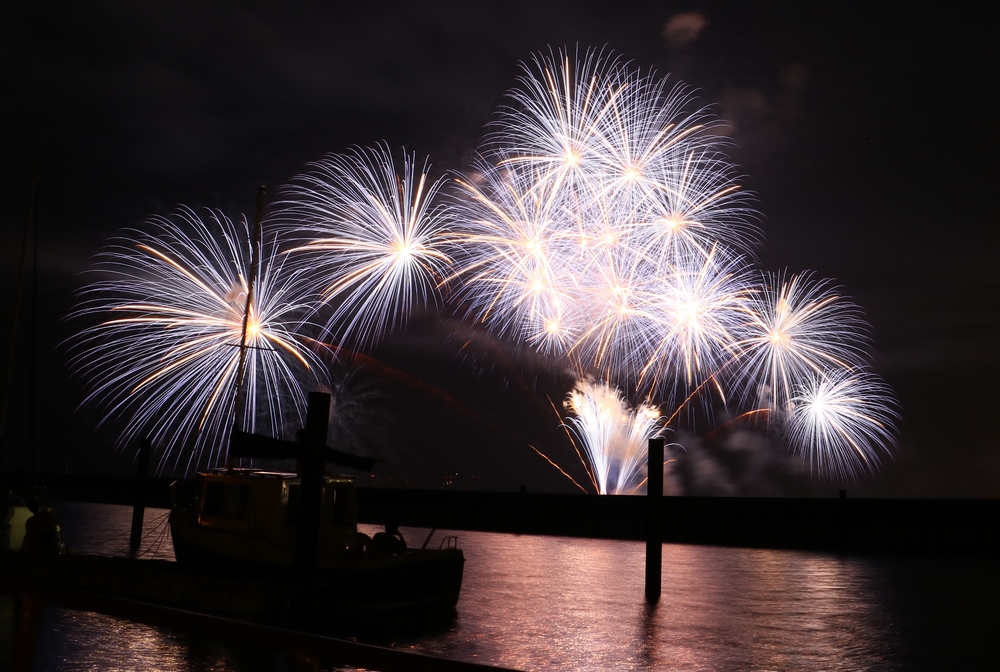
[292,392,330,624]
[295,392,330,573]
[645,437,664,602]
[129,437,151,553]
[13,593,42,672]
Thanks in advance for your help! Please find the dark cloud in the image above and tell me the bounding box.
[714,62,810,157]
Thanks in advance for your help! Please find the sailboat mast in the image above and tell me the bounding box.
[1,124,42,476]
[233,185,266,434]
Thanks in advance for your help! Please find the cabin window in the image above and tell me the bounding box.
[286,483,300,526]
[331,485,353,526]
[202,482,251,521]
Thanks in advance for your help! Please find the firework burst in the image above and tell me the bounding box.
[449,47,758,403]
[484,46,759,258]
[64,45,901,485]
[787,369,899,480]
[273,143,453,352]
[67,206,327,475]
[731,270,872,417]
[449,160,580,351]
[452,46,897,483]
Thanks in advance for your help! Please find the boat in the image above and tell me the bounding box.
[158,197,463,621]
[168,464,465,621]
[2,397,464,629]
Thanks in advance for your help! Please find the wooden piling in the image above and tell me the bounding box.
[645,437,664,602]
[295,392,330,575]
[13,593,41,672]
[129,437,151,553]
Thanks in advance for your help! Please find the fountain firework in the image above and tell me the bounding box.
[563,379,667,495]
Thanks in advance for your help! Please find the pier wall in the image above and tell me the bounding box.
[357,488,1000,556]
[3,473,997,556]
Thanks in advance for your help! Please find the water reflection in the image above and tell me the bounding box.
[651,547,896,670]
[34,607,298,672]
[8,503,996,670]
[408,534,989,670]
[55,501,175,560]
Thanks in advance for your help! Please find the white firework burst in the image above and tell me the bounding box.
[787,369,899,481]
[274,143,453,352]
[733,270,871,417]
[450,47,758,402]
[67,206,328,475]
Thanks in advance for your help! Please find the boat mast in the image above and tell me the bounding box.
[232,186,266,436]
[1,124,42,478]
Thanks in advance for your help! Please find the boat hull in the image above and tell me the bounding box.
[163,469,465,623]
[169,514,465,618]
[3,543,464,628]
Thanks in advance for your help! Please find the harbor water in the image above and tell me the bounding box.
[3,501,996,670]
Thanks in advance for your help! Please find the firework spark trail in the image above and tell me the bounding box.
[67,206,327,475]
[562,380,667,494]
[787,369,899,480]
[273,143,453,353]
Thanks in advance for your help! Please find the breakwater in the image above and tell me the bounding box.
[4,473,997,556]
[358,488,1000,556]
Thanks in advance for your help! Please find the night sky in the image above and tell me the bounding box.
[2,2,996,496]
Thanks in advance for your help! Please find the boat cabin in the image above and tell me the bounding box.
[170,469,364,567]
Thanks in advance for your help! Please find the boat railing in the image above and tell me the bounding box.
[419,529,459,551]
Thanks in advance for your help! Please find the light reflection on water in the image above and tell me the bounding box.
[7,502,995,670]
[55,500,175,561]
[426,532,900,671]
